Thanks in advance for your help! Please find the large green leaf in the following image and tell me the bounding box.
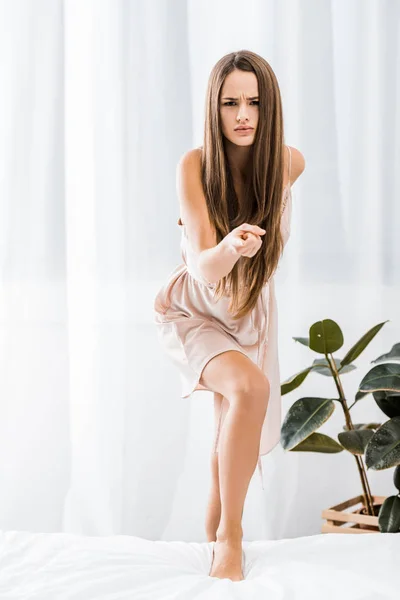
[281,367,314,395]
[378,495,400,533]
[394,465,400,492]
[280,397,336,451]
[348,390,370,409]
[365,416,400,470]
[372,342,400,364]
[359,363,400,394]
[340,321,389,368]
[289,432,343,453]
[312,357,356,376]
[373,391,400,419]
[281,361,355,397]
[337,429,374,455]
[292,336,310,347]
[309,319,344,354]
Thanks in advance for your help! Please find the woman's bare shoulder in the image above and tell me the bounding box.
[287,145,306,185]
[177,146,203,167]
[176,146,217,252]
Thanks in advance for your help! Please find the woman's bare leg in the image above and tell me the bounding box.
[205,392,224,542]
[199,350,270,581]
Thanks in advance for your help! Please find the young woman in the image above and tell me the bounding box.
[154,49,305,581]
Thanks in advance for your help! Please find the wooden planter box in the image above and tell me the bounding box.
[321,494,386,534]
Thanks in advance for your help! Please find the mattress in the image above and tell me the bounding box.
[0,529,398,599]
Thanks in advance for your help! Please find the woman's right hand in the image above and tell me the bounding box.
[222,224,266,258]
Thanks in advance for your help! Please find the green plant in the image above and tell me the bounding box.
[280,318,400,532]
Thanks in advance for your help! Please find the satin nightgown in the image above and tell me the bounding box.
[153,146,293,489]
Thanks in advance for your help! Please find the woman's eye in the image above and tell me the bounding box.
[223,101,259,106]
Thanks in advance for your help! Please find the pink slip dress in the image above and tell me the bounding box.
[153,146,293,490]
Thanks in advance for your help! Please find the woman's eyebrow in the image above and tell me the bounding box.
[222,96,259,100]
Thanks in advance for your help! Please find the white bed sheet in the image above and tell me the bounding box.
[0,529,398,599]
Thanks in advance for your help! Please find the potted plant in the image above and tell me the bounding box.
[280,318,400,533]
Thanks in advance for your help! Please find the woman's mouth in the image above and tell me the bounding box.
[235,128,254,135]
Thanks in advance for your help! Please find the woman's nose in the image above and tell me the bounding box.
[237,104,249,120]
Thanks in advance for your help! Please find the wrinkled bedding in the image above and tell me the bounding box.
[0,529,398,599]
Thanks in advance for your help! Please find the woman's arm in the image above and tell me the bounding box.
[176,149,240,284]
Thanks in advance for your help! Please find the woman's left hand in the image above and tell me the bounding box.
[241,231,262,258]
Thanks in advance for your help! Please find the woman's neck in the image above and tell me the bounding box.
[224,139,252,181]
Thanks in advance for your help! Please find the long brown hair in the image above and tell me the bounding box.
[201,50,287,320]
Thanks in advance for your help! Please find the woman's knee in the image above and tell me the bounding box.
[227,371,270,415]
[198,350,270,414]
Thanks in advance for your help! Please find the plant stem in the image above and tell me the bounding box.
[327,354,375,516]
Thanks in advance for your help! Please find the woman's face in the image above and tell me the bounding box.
[219,69,259,146]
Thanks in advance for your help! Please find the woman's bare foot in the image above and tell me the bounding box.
[209,539,244,581]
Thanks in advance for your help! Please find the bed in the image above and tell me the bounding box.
[0,529,398,599]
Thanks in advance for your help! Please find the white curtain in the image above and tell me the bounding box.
[0,0,399,541]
